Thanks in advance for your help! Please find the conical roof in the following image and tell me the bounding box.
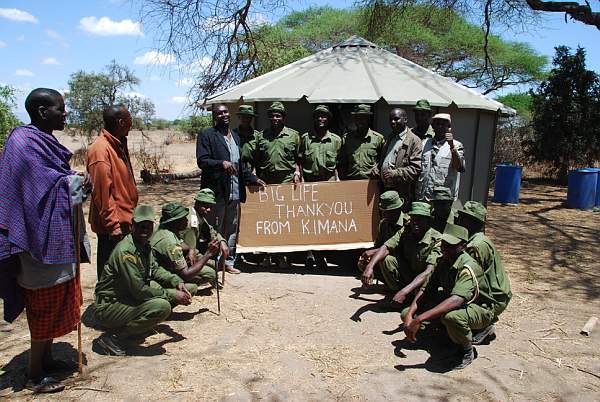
[205,36,512,113]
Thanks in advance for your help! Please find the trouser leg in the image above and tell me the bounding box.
[441,304,495,347]
[379,255,403,291]
[95,298,172,336]
[222,200,240,267]
[191,259,217,285]
[96,235,120,280]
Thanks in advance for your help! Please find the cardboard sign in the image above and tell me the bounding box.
[238,179,380,252]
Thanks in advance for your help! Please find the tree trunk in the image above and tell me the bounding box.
[140,169,201,184]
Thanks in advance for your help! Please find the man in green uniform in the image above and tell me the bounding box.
[300,105,342,182]
[402,223,496,369]
[411,99,435,140]
[455,201,512,344]
[150,201,220,287]
[357,191,406,279]
[244,101,301,184]
[235,104,259,170]
[182,188,229,275]
[339,104,384,180]
[361,202,441,298]
[94,205,196,356]
[430,186,457,233]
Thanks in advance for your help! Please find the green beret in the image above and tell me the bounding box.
[160,201,189,225]
[267,101,286,114]
[194,188,216,204]
[237,104,256,117]
[133,205,155,223]
[414,99,431,111]
[432,186,454,201]
[379,191,404,211]
[459,201,487,223]
[313,104,332,117]
[351,104,372,115]
[408,202,432,217]
[442,223,469,245]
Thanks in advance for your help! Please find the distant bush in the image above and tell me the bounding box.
[177,115,212,140]
[0,85,21,151]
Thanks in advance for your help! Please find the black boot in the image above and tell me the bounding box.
[473,324,496,345]
[453,344,475,370]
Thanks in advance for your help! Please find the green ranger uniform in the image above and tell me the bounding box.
[181,215,225,282]
[300,130,342,182]
[432,208,456,233]
[235,104,260,169]
[411,99,435,140]
[94,233,198,335]
[377,203,442,291]
[460,201,512,317]
[245,126,300,184]
[339,128,384,180]
[151,202,217,285]
[410,125,434,140]
[402,224,496,347]
[431,186,457,233]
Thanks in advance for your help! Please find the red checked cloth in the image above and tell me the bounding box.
[24,277,82,340]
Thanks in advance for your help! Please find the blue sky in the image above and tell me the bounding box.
[1,0,598,121]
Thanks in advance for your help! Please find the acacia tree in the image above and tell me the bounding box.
[0,85,21,150]
[252,7,547,94]
[65,61,155,141]
[527,46,600,182]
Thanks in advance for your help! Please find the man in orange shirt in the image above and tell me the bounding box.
[87,104,138,279]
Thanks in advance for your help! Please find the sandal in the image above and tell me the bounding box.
[25,376,65,393]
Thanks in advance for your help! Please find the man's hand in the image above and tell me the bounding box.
[359,248,376,264]
[392,290,407,305]
[109,229,124,242]
[256,179,267,188]
[187,249,197,265]
[445,128,454,148]
[293,172,301,184]
[223,161,237,176]
[361,264,375,287]
[382,169,394,181]
[369,165,380,178]
[404,317,421,342]
[206,239,220,258]
[175,284,192,305]
[219,241,230,260]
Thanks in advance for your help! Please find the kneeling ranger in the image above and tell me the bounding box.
[95,205,196,355]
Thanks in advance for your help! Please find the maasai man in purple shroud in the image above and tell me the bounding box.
[0,88,89,394]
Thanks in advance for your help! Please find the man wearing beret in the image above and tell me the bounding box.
[402,223,494,370]
[150,201,220,286]
[197,104,264,273]
[430,186,458,233]
[416,113,465,201]
[361,202,441,298]
[94,205,196,356]
[455,201,512,344]
[411,99,435,140]
[182,189,229,275]
[339,104,385,180]
[358,191,408,281]
[380,108,422,205]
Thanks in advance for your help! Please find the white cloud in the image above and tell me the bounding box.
[78,16,143,37]
[0,8,38,23]
[42,57,61,65]
[0,40,6,48]
[176,77,194,87]
[46,29,69,47]
[16,35,25,42]
[134,51,175,65]
[171,96,190,104]
[15,69,34,77]
[149,75,160,81]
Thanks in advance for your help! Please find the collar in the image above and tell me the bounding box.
[100,128,125,148]
[311,130,333,142]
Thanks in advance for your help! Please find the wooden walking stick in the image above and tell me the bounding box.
[74,203,84,374]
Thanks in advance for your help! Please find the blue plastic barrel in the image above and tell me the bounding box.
[493,164,522,204]
[591,168,600,207]
[567,169,598,210]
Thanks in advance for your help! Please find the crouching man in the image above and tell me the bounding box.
[94,205,197,356]
[401,223,495,370]
[151,201,220,287]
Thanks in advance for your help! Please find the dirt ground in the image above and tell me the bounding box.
[1,132,599,401]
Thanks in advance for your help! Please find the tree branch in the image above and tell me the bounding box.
[526,0,600,29]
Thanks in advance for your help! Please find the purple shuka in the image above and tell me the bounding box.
[0,125,76,264]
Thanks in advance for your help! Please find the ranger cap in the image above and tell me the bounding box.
[133,205,155,223]
[414,99,431,111]
[160,202,189,224]
[379,191,404,211]
[194,188,216,205]
[459,201,487,223]
[442,223,469,245]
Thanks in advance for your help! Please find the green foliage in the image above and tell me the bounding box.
[177,115,213,139]
[496,92,533,119]
[65,60,154,141]
[527,46,600,182]
[0,85,21,150]
[252,6,548,94]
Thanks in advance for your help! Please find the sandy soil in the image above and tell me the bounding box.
[1,132,599,401]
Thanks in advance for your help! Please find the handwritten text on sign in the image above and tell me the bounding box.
[238,180,380,252]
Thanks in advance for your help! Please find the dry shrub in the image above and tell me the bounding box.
[131,140,173,184]
[71,146,88,167]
